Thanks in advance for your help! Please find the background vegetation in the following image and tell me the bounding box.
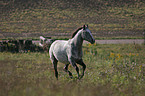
[0,0,145,38]
[0,44,145,96]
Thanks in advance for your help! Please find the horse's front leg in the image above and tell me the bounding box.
[68,57,80,79]
[77,59,86,79]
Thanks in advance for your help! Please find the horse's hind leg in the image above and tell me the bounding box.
[54,60,58,80]
[63,64,73,78]
[50,56,58,80]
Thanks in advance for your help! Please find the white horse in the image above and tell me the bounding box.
[49,25,95,79]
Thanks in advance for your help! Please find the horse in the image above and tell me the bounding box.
[49,25,95,79]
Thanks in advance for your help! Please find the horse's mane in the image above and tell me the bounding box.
[72,27,83,38]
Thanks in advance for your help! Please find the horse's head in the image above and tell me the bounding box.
[81,25,95,44]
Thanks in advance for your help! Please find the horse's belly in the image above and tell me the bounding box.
[54,52,69,64]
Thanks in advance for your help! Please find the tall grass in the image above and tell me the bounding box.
[0,44,144,96]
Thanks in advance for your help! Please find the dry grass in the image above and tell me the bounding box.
[0,0,145,38]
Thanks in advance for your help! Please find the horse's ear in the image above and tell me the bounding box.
[86,24,88,28]
[83,25,86,30]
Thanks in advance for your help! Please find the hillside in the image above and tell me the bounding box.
[0,0,145,38]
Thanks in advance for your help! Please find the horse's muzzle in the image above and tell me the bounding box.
[91,39,95,44]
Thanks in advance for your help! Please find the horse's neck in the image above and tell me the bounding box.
[71,31,83,50]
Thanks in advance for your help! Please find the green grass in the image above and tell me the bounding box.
[0,44,145,96]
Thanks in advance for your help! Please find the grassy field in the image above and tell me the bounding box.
[0,44,145,96]
[0,1,145,95]
[0,0,145,38]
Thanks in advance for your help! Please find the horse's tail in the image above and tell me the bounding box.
[39,36,55,52]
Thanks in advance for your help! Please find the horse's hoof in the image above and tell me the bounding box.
[79,75,84,80]
[70,76,73,79]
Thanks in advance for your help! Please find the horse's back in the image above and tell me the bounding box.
[49,40,68,50]
[49,40,70,64]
